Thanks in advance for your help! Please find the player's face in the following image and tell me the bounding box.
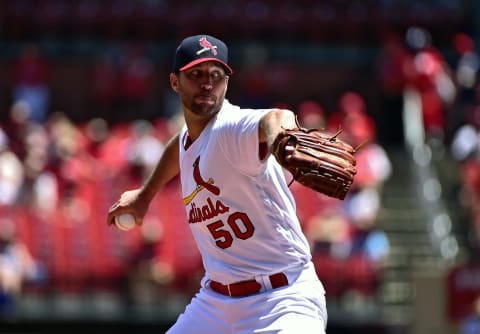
[171,62,229,119]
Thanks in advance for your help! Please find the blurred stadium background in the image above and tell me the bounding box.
[1,0,480,333]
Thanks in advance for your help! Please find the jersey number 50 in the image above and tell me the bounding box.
[206,212,255,249]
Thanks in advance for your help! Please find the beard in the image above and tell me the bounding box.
[183,92,226,118]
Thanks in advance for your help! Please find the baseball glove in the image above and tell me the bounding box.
[272,122,357,200]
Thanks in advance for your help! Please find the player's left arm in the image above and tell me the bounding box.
[258,108,297,157]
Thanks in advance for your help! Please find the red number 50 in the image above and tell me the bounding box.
[206,212,255,249]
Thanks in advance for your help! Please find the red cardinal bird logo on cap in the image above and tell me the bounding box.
[197,37,218,56]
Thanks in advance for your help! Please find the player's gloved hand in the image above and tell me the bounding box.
[272,121,357,200]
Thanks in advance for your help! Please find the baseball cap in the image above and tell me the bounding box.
[173,35,233,75]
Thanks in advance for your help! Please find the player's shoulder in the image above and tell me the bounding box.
[218,100,276,123]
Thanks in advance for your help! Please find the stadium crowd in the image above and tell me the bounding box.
[0,63,394,316]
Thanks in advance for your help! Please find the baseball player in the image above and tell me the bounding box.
[107,34,328,333]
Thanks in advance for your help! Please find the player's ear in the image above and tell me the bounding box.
[170,73,180,92]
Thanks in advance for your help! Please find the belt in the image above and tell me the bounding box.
[210,273,289,297]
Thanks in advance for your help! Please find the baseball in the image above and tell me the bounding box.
[115,213,136,231]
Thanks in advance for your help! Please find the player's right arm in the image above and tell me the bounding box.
[106,133,180,226]
[259,108,297,156]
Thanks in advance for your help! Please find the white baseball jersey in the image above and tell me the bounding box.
[179,100,312,284]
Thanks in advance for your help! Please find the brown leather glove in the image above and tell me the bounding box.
[272,125,357,200]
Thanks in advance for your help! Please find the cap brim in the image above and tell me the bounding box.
[179,58,233,75]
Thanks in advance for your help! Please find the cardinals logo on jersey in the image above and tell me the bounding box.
[196,36,218,56]
[183,156,220,205]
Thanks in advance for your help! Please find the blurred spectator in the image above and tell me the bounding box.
[46,112,94,205]
[5,100,53,214]
[0,219,45,317]
[16,121,51,210]
[450,106,480,243]
[327,91,376,140]
[3,101,36,160]
[296,100,327,129]
[125,120,165,183]
[451,106,480,163]
[305,204,352,299]
[11,44,52,124]
[82,117,111,160]
[450,33,480,141]
[305,205,351,260]
[404,26,456,145]
[344,187,390,294]
[94,122,132,178]
[125,219,174,307]
[0,128,24,207]
[340,106,392,191]
[328,92,391,187]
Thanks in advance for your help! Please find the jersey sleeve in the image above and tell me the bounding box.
[217,107,271,176]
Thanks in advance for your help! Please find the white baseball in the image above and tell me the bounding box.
[115,213,136,231]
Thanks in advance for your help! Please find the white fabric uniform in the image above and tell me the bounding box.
[166,100,327,334]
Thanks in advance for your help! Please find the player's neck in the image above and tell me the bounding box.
[184,112,216,141]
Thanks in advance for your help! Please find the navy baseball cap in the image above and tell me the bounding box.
[173,35,233,75]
